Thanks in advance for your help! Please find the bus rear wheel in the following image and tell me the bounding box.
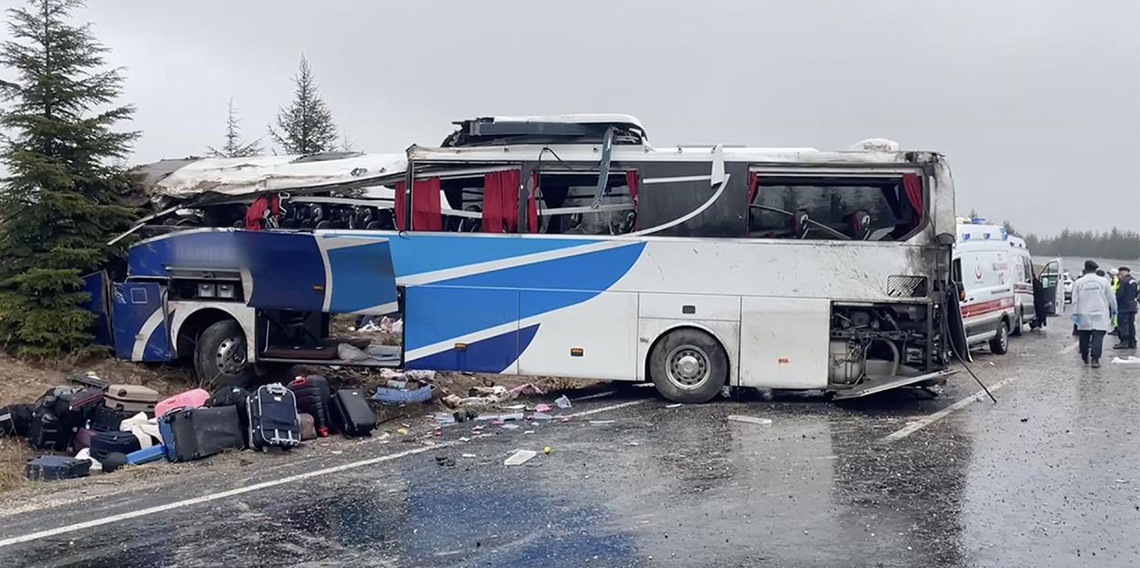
[195,320,255,388]
[649,328,728,403]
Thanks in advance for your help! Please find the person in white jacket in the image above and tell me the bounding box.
[1071,260,1118,367]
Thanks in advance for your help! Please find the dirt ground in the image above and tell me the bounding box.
[0,352,597,494]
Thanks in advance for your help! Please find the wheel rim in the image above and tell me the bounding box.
[1000,325,1008,350]
[665,344,711,389]
[215,336,248,375]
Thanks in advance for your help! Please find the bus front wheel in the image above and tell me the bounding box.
[648,328,728,404]
[195,319,255,388]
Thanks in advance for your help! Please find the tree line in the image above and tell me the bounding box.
[1022,229,1140,261]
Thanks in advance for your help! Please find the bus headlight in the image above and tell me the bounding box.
[197,283,216,298]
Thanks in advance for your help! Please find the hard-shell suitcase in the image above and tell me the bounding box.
[0,404,33,437]
[205,386,251,445]
[73,427,98,450]
[159,406,244,462]
[330,389,375,437]
[104,384,159,414]
[298,413,317,441]
[247,384,300,450]
[90,430,142,460]
[90,405,126,432]
[27,409,68,451]
[25,456,91,481]
[126,445,167,465]
[155,388,210,418]
[289,376,332,437]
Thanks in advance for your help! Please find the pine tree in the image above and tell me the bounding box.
[0,0,138,356]
[206,97,260,158]
[268,55,339,155]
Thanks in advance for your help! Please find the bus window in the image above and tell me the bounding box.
[534,171,637,235]
[747,176,922,241]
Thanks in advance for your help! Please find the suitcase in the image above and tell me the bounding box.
[73,427,98,450]
[159,406,244,462]
[289,376,332,437]
[90,405,126,432]
[27,409,69,451]
[25,455,91,481]
[104,384,159,414]
[155,388,210,418]
[330,389,375,437]
[1,404,33,437]
[126,445,167,465]
[205,386,251,445]
[247,384,300,450]
[90,430,142,460]
[298,413,317,441]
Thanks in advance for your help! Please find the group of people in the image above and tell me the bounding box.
[1071,260,1139,367]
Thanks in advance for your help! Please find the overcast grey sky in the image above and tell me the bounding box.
[3,0,1138,235]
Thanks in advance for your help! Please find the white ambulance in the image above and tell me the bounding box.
[952,223,1017,354]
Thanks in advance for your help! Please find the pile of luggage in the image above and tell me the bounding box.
[1,375,377,482]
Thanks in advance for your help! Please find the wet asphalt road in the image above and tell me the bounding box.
[1,321,1138,567]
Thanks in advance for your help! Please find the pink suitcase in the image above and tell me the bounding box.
[155,388,210,418]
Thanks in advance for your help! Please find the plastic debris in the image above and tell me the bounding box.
[1111,356,1140,365]
[523,430,535,434]
[508,383,545,397]
[555,395,572,409]
[504,449,537,466]
[501,424,520,430]
[337,342,369,361]
[727,415,772,426]
[589,420,615,425]
[74,448,102,473]
[534,403,552,413]
[543,446,552,454]
[435,413,457,425]
[462,453,477,458]
[531,412,553,421]
[665,403,682,409]
[396,428,409,435]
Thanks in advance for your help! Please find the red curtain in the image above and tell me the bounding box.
[747,171,758,205]
[483,170,522,233]
[625,170,639,205]
[244,194,280,230]
[526,172,538,233]
[395,178,442,231]
[902,173,923,228]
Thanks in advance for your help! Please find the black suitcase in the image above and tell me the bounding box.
[89,405,126,432]
[206,386,251,445]
[288,376,331,437]
[160,406,244,462]
[330,389,375,437]
[1,404,33,437]
[27,409,69,451]
[25,456,91,481]
[89,430,142,460]
[247,384,300,451]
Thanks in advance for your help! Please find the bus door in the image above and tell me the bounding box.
[1036,259,1064,318]
[111,281,172,362]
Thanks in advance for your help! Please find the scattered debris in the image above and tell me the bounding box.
[543,446,552,454]
[373,383,432,404]
[555,395,572,409]
[435,456,456,467]
[589,420,615,425]
[396,428,410,436]
[665,403,682,409]
[501,424,520,430]
[1111,356,1140,365]
[504,449,537,466]
[534,403,552,413]
[1020,417,1029,423]
[462,453,477,458]
[727,415,773,426]
[531,412,553,421]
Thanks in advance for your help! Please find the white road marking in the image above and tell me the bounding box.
[564,399,649,418]
[0,395,648,548]
[880,376,1021,443]
[1059,342,1079,355]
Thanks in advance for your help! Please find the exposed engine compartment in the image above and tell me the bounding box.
[828,302,946,385]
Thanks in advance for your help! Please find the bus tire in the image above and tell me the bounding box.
[1010,309,1023,337]
[195,320,255,388]
[989,319,1010,355]
[648,328,728,404]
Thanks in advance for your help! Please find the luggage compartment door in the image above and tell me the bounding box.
[403,286,521,374]
[112,282,172,362]
[739,297,830,389]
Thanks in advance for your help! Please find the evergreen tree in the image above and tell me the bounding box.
[268,55,338,155]
[0,0,138,356]
[206,97,260,158]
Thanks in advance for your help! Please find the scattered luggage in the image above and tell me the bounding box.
[289,375,332,437]
[126,445,167,465]
[104,384,159,415]
[155,388,210,418]
[159,406,244,462]
[247,383,300,451]
[298,413,317,441]
[25,456,91,481]
[27,409,68,451]
[206,386,251,445]
[330,389,376,437]
[89,430,142,461]
[72,427,98,450]
[89,405,126,432]
[0,404,33,437]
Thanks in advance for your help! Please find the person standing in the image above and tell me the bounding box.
[1114,266,1138,349]
[1071,260,1117,367]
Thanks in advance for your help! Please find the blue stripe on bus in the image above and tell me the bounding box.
[404,242,644,351]
[142,322,171,362]
[385,235,596,277]
[325,239,399,313]
[406,324,539,373]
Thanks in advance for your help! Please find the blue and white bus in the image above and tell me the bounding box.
[95,115,962,402]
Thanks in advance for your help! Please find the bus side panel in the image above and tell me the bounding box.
[517,291,638,381]
[403,286,521,373]
[111,282,172,362]
[739,297,830,389]
[80,271,113,347]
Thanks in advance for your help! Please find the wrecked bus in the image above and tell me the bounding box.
[92,114,962,402]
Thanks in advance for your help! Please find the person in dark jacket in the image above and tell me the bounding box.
[1114,266,1138,349]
